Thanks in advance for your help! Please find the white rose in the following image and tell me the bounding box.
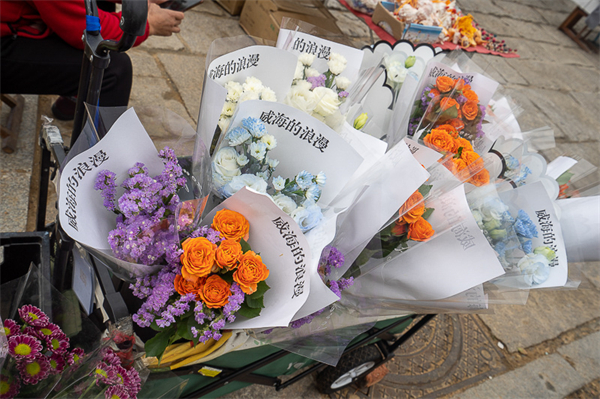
[223,174,268,197]
[387,64,408,84]
[225,81,243,102]
[221,101,235,117]
[260,87,277,102]
[285,82,317,114]
[335,76,351,90]
[298,53,316,66]
[271,193,297,215]
[312,87,341,117]
[305,67,321,78]
[294,61,304,80]
[242,76,264,93]
[212,146,241,185]
[239,91,260,103]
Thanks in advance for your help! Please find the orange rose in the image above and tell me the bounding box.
[435,76,454,93]
[435,124,458,138]
[174,274,204,297]
[462,100,479,121]
[407,217,435,242]
[440,97,459,112]
[399,191,425,224]
[468,169,490,187]
[463,89,479,103]
[429,88,441,98]
[424,129,455,153]
[461,150,484,173]
[447,118,465,132]
[463,84,472,91]
[391,220,408,236]
[233,251,270,295]
[197,275,230,309]
[454,78,466,91]
[215,239,242,270]
[212,209,249,241]
[454,137,473,152]
[180,237,217,281]
[446,157,470,180]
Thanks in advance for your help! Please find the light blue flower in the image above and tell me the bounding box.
[226,127,252,146]
[494,241,506,257]
[315,171,326,188]
[242,117,267,138]
[518,253,551,286]
[272,176,285,191]
[306,183,321,202]
[296,170,314,190]
[521,239,532,254]
[505,154,520,170]
[481,197,509,221]
[514,210,538,238]
[249,141,267,161]
[291,200,323,232]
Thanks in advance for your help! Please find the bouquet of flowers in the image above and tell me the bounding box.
[212,117,326,233]
[218,77,277,133]
[285,52,350,129]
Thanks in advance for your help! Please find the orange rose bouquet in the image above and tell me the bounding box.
[130,208,270,361]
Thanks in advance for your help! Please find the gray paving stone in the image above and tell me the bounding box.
[190,0,229,17]
[129,50,163,77]
[471,54,528,85]
[469,13,512,37]
[507,60,569,90]
[157,53,206,123]
[536,7,571,27]
[578,262,600,291]
[129,76,193,124]
[558,331,600,383]
[479,287,600,352]
[518,0,576,13]
[539,23,582,49]
[141,33,185,51]
[503,86,564,136]
[178,11,244,55]
[457,0,509,17]
[523,87,599,141]
[493,0,546,23]
[0,170,30,233]
[450,354,588,399]
[329,10,371,38]
[501,19,554,43]
[536,43,598,67]
[569,92,600,123]
[514,39,557,61]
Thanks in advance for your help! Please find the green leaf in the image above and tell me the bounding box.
[422,207,434,220]
[245,295,264,309]
[177,317,194,341]
[145,325,176,361]
[556,171,574,186]
[418,184,433,198]
[240,239,252,253]
[439,105,458,121]
[220,271,234,283]
[237,302,262,319]
[355,249,378,266]
[248,280,270,299]
[150,321,162,332]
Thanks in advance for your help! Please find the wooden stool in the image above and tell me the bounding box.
[1,94,25,154]
[559,7,593,53]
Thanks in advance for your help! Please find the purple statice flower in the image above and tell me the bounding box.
[338,91,349,98]
[95,170,118,211]
[190,225,223,244]
[421,86,433,109]
[337,277,354,291]
[223,283,244,323]
[456,94,468,105]
[306,74,326,90]
[194,302,207,325]
[328,280,342,298]
[290,308,326,329]
[318,246,345,277]
[131,265,177,329]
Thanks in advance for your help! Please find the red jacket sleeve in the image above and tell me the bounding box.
[33,0,149,50]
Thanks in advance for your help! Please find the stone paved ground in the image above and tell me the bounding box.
[1,0,599,398]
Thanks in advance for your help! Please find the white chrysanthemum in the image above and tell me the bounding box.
[261,134,277,150]
[225,81,243,102]
[249,141,267,161]
[239,91,260,103]
[315,171,326,187]
[335,76,351,90]
[305,67,321,78]
[221,101,236,117]
[285,81,317,114]
[242,76,264,93]
[237,154,249,166]
[298,53,316,66]
[272,176,285,191]
[328,59,346,75]
[267,157,279,169]
[260,87,277,102]
[329,53,347,64]
[294,61,304,80]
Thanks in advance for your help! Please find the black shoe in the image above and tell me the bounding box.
[51,96,77,121]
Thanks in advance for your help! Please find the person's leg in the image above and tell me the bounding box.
[1,34,132,107]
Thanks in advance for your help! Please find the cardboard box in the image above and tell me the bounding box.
[239,0,343,43]
[216,0,245,16]
[371,1,404,40]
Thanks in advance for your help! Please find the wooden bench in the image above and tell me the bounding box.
[1,94,25,154]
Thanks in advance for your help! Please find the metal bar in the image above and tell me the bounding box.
[385,314,436,354]
[275,363,328,391]
[36,144,52,231]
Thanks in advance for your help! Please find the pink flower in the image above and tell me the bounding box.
[17,354,51,385]
[102,348,122,367]
[45,332,69,354]
[3,319,19,338]
[94,362,118,386]
[33,323,63,340]
[125,368,142,396]
[18,305,49,327]
[105,384,130,399]
[8,334,42,360]
[67,347,85,366]
[0,374,20,398]
[48,353,67,375]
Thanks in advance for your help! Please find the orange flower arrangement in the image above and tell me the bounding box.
[423,128,456,153]
[174,274,204,297]
[461,100,479,121]
[181,237,217,281]
[436,76,454,93]
[198,275,231,308]
[215,239,243,270]
[407,217,435,242]
[435,124,458,138]
[440,97,459,112]
[399,191,425,224]
[212,209,249,241]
